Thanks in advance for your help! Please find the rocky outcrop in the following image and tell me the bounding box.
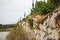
[21,7,60,40]
[7,7,60,40]
[31,7,60,40]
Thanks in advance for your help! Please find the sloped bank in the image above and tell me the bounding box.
[7,7,60,40]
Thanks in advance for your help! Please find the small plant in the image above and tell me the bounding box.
[28,18,33,29]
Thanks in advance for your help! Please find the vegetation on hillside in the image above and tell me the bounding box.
[31,0,60,15]
[7,24,29,40]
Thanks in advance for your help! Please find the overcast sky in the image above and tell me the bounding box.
[0,0,33,24]
[0,0,47,24]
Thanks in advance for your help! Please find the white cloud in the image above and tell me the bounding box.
[0,0,32,24]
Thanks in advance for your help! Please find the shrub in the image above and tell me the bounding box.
[28,18,33,29]
[7,24,29,40]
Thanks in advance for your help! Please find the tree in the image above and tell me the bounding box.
[48,0,60,8]
[31,0,60,15]
[34,1,49,14]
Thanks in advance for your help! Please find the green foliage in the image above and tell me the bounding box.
[22,17,26,21]
[31,0,60,15]
[31,27,35,30]
[28,18,33,28]
[47,0,60,12]
[48,0,60,7]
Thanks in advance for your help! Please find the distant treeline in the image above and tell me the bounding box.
[0,24,17,29]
